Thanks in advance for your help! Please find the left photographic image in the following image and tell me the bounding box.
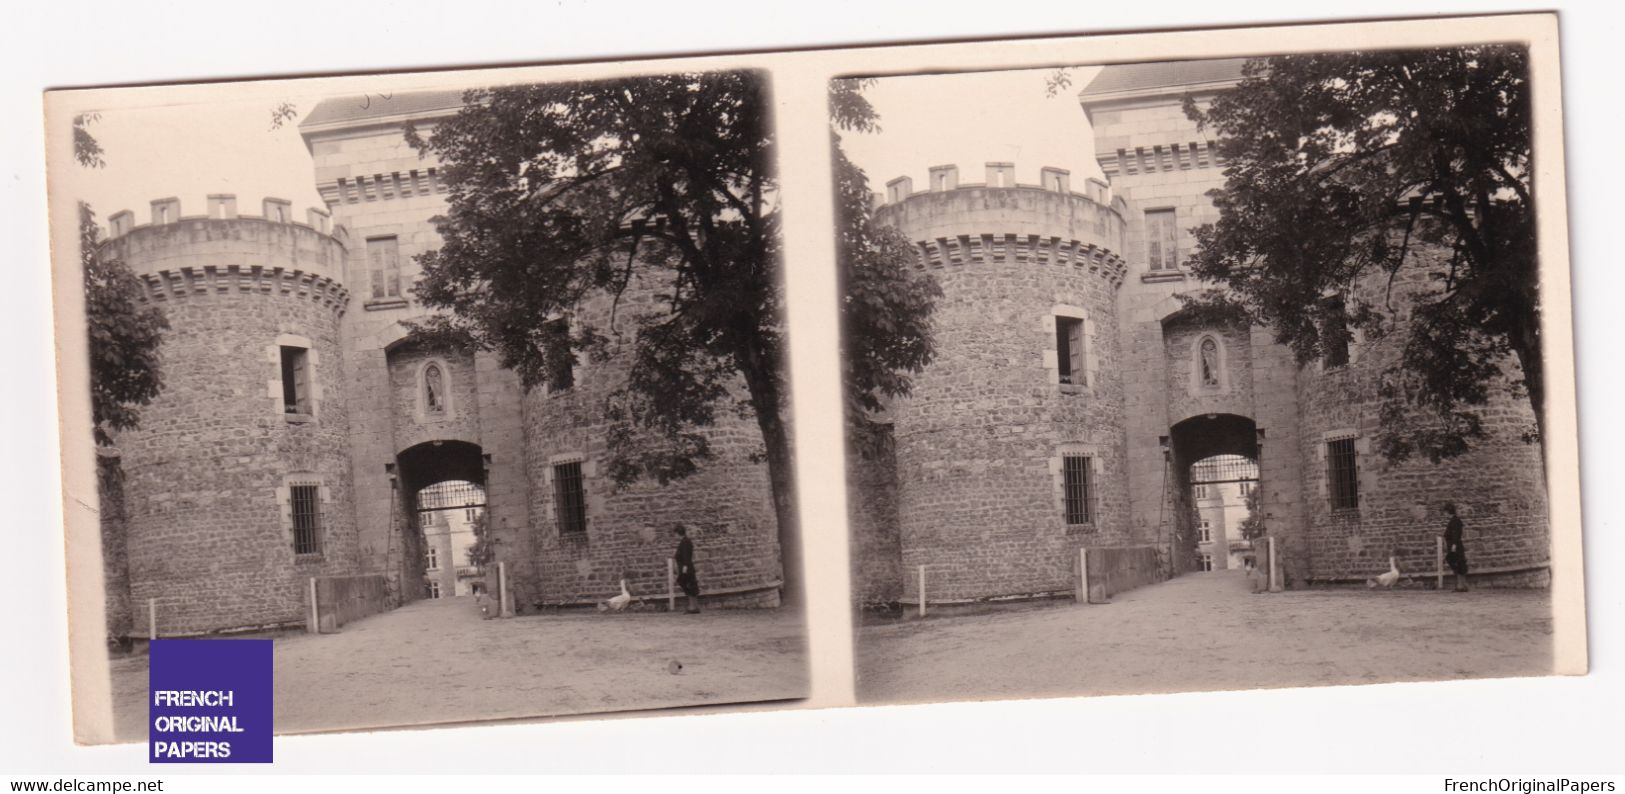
[50,68,806,741]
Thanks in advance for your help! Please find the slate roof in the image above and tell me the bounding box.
[1079,58,1248,99]
[299,88,467,129]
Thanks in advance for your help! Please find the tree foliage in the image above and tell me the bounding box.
[1182,47,1540,463]
[73,113,168,447]
[829,79,941,455]
[81,203,169,446]
[403,72,806,594]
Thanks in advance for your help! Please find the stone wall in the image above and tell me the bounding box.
[876,174,1132,602]
[1295,245,1549,585]
[521,275,782,608]
[102,216,359,636]
[847,425,902,606]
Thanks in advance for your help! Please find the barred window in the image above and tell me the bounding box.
[291,484,323,555]
[1327,437,1359,511]
[1062,455,1093,526]
[553,461,587,534]
[1055,317,1085,386]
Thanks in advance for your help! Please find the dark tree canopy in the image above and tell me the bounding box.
[81,202,168,446]
[829,79,941,454]
[404,72,805,596]
[1183,46,1540,463]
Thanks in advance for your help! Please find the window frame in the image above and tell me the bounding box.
[1062,454,1094,526]
[1145,208,1180,271]
[366,235,402,301]
[1326,436,1360,512]
[552,460,588,535]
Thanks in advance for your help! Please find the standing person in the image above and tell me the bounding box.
[1443,503,1469,592]
[674,524,701,614]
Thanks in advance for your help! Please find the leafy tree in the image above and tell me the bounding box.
[829,79,941,455]
[402,73,806,598]
[1181,47,1540,463]
[1237,486,1266,541]
[73,114,168,446]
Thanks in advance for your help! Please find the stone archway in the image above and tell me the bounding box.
[393,440,487,603]
[1166,414,1260,575]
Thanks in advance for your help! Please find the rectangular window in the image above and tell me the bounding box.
[553,461,587,534]
[1327,437,1360,511]
[290,484,322,555]
[367,236,401,300]
[1062,455,1093,526]
[1145,209,1179,270]
[280,346,310,414]
[1200,553,1214,572]
[543,318,575,392]
[1238,481,1254,496]
[427,580,441,599]
[1199,521,1212,543]
[1321,297,1350,368]
[1193,484,1208,499]
[426,545,439,571]
[1055,317,1085,386]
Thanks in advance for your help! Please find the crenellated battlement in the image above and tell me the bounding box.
[875,162,1120,209]
[100,195,350,289]
[135,265,350,316]
[874,162,1129,284]
[105,195,341,241]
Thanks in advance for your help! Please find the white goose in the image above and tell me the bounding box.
[1368,556,1401,589]
[605,578,634,611]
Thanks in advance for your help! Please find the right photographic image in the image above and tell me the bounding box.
[832,48,1572,703]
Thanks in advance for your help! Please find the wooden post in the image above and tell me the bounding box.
[306,577,319,634]
[1077,547,1090,604]
[1268,537,1282,592]
[497,561,512,618]
[1436,535,1446,591]
[667,558,677,612]
[917,564,927,618]
[147,598,157,641]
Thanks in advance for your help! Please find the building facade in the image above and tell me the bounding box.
[850,60,1550,606]
[98,91,784,639]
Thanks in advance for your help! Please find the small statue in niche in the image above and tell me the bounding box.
[425,363,444,412]
[1199,338,1220,387]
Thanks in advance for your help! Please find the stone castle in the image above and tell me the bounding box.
[97,90,783,638]
[849,59,1551,606]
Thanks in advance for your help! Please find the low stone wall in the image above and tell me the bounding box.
[310,574,390,633]
[1080,545,1163,602]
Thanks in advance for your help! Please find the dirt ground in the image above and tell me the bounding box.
[109,596,808,741]
[857,569,1554,704]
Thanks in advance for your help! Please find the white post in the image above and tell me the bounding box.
[307,577,319,634]
[147,597,157,641]
[1437,535,1446,591]
[917,564,927,618]
[497,561,512,618]
[1268,537,1282,592]
[667,558,677,612]
[1078,547,1090,604]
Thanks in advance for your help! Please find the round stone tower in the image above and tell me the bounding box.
[100,195,358,635]
[875,163,1131,603]
[520,268,784,609]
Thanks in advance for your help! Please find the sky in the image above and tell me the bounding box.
[839,65,1106,198]
[68,93,333,229]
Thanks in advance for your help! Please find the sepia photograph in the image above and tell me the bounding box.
[834,47,1576,703]
[52,67,808,741]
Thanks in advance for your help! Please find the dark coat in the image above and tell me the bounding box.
[1444,515,1469,575]
[675,536,700,597]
